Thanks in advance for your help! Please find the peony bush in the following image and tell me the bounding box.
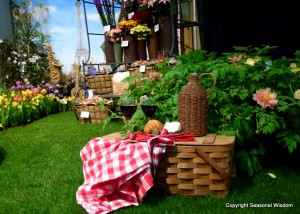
[123,46,300,175]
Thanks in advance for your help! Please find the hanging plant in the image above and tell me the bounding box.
[94,0,116,26]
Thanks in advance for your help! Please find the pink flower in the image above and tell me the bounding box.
[159,0,170,4]
[106,27,122,43]
[253,88,278,109]
[139,0,148,5]
[147,0,155,7]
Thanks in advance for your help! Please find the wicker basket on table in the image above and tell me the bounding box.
[85,74,113,94]
[75,104,110,124]
[154,134,235,197]
[129,66,158,83]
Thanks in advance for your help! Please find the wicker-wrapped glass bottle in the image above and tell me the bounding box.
[178,73,216,136]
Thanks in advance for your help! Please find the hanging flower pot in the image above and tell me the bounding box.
[122,35,139,63]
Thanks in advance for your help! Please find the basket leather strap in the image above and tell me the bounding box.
[195,147,229,179]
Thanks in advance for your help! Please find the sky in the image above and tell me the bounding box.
[43,0,106,74]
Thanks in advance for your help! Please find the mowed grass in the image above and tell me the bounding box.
[0,111,299,214]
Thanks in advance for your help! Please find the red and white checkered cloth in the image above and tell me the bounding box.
[76,136,175,214]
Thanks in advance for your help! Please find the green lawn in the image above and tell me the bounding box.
[0,111,299,214]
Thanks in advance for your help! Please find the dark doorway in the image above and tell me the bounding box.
[199,0,299,58]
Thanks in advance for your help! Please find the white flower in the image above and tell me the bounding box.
[290,63,297,68]
[29,58,36,63]
[7,57,11,61]
[21,61,26,65]
[12,51,17,55]
[13,60,18,64]
[245,58,256,66]
[294,89,300,100]
[23,53,27,57]
[0,39,3,43]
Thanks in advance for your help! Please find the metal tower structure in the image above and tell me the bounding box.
[75,0,89,65]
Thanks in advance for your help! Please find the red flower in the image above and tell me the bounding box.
[131,9,154,26]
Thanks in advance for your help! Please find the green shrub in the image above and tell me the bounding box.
[123,46,300,176]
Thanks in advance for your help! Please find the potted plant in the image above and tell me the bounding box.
[106,27,123,63]
[117,19,139,62]
[130,24,152,60]
[130,24,152,41]
[117,19,139,36]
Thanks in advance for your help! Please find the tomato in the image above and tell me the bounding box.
[128,132,137,140]
[160,129,169,135]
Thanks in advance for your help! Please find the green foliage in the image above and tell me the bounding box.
[0,39,23,86]
[121,46,300,176]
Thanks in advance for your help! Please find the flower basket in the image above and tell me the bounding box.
[154,134,236,197]
[85,74,113,94]
[75,104,110,124]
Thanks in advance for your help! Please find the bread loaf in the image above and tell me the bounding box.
[143,119,164,134]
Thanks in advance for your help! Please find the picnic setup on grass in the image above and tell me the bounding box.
[72,1,238,213]
[1,0,300,214]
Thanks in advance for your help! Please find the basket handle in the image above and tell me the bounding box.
[195,147,230,179]
[198,73,216,96]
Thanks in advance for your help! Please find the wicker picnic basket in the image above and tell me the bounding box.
[154,134,235,197]
[178,73,216,137]
[85,74,113,94]
[75,104,109,124]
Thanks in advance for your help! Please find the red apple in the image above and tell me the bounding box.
[128,132,137,140]
[160,129,169,135]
